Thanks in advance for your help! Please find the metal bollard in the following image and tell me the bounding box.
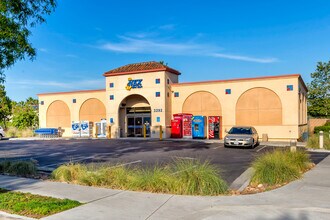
[143,125,146,139]
[159,125,162,141]
[290,139,297,152]
[107,126,111,139]
[319,131,324,149]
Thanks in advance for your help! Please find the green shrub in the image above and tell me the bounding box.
[0,160,37,176]
[5,127,35,138]
[52,159,228,196]
[252,150,311,186]
[307,134,330,150]
[314,126,330,134]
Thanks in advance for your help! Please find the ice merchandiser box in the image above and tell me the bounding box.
[171,116,182,138]
[192,116,207,139]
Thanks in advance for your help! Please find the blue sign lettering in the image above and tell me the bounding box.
[126,78,143,90]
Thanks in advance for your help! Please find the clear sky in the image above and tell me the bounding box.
[4,0,330,101]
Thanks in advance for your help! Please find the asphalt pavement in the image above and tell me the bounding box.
[0,139,328,185]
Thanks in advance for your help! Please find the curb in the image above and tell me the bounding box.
[229,167,255,191]
[0,211,36,220]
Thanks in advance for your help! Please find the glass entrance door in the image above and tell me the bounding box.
[126,107,151,137]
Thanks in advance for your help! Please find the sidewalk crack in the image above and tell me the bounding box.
[145,195,174,220]
[86,190,126,204]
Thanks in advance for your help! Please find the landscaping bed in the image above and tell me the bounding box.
[239,149,314,194]
[0,188,81,219]
[51,159,228,196]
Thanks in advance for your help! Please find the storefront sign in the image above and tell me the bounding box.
[154,108,163,112]
[126,78,143,91]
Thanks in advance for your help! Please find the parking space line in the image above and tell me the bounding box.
[173,156,196,160]
[256,146,267,152]
[110,160,142,168]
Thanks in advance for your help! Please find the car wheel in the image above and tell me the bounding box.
[224,144,229,148]
[250,140,255,149]
[0,134,3,140]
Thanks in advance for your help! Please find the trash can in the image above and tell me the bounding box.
[262,133,268,142]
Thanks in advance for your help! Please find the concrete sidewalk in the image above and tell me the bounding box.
[1,155,330,219]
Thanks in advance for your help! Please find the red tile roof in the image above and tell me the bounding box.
[103,61,181,77]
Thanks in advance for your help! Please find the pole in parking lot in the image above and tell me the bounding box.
[319,131,324,149]
[108,126,111,139]
[290,139,297,152]
[143,125,146,138]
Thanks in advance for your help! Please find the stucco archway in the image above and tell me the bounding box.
[236,87,282,125]
[79,98,106,123]
[46,100,71,128]
[119,94,151,137]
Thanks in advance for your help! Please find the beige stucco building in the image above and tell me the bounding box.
[37,61,308,141]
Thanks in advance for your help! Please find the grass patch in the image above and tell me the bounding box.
[0,188,81,218]
[0,160,37,177]
[307,133,330,150]
[52,159,228,196]
[251,149,312,186]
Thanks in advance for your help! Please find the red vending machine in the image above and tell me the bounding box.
[208,116,221,139]
[171,113,192,138]
[171,117,182,138]
[182,114,193,139]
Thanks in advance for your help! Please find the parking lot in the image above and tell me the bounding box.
[0,139,329,185]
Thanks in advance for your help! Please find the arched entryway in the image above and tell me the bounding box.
[119,94,151,137]
[236,87,282,125]
[79,98,106,124]
[46,100,71,128]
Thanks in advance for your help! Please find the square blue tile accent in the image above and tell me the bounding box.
[110,118,114,123]
[155,78,160,84]
[225,89,231,94]
[287,85,293,91]
[156,117,161,122]
[174,92,179,97]
[40,101,44,105]
[73,99,76,103]
[110,95,114,100]
[155,92,160,97]
[109,82,114,88]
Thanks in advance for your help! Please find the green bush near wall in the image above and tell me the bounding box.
[314,126,330,134]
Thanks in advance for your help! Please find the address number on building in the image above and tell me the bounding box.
[154,109,163,112]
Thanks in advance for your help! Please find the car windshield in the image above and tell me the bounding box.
[228,127,252,135]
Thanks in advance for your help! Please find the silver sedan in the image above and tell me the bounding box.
[224,126,259,148]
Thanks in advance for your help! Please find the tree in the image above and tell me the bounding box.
[307,61,330,117]
[0,84,12,128]
[11,97,39,129]
[0,0,56,83]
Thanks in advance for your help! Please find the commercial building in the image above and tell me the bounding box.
[37,61,308,141]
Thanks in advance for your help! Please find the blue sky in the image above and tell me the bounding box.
[4,0,330,101]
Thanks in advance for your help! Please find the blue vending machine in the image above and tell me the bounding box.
[192,116,207,139]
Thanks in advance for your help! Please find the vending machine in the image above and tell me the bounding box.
[172,113,192,139]
[171,118,182,138]
[208,116,221,139]
[80,121,93,138]
[182,114,193,139]
[72,121,81,137]
[96,119,107,138]
[192,116,206,139]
